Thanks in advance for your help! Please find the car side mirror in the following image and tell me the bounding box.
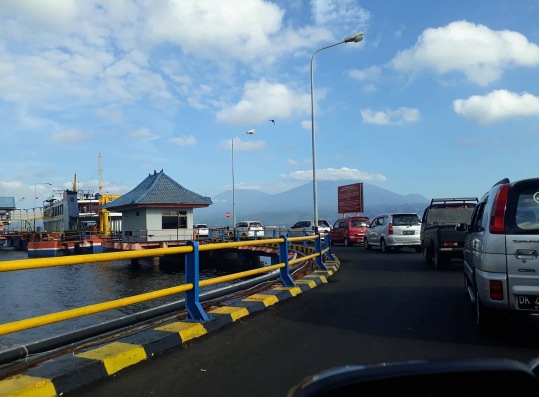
[456,223,468,232]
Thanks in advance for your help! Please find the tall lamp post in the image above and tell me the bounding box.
[310,31,364,233]
[34,182,52,231]
[232,129,256,233]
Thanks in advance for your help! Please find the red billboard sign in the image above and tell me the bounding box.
[338,183,364,214]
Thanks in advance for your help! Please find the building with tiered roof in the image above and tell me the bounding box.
[102,170,212,243]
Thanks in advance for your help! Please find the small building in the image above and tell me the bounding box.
[102,170,213,243]
[0,197,16,228]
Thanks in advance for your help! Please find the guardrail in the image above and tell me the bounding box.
[0,234,332,340]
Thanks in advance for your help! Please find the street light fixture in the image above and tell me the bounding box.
[34,182,52,232]
[231,129,256,235]
[310,31,364,233]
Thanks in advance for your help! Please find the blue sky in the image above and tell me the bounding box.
[2,0,539,210]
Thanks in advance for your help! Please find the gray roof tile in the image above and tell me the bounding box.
[102,170,212,210]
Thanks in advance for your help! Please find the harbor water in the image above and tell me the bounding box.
[0,247,266,349]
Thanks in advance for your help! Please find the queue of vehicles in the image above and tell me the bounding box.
[193,177,539,334]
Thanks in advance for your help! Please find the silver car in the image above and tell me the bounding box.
[462,177,539,331]
[364,213,422,252]
[289,220,331,239]
[235,221,265,239]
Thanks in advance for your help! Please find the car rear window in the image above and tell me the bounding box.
[393,214,421,226]
[318,220,330,228]
[249,222,263,227]
[425,206,475,225]
[350,219,368,227]
[506,184,539,234]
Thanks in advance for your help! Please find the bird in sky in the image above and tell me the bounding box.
[269,119,275,124]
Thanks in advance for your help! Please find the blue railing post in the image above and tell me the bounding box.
[278,235,296,287]
[184,240,210,322]
[302,231,308,248]
[314,234,328,271]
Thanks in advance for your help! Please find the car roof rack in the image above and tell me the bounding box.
[430,197,478,205]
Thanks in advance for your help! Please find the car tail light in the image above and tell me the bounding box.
[388,223,393,235]
[489,184,510,234]
[489,280,504,300]
[441,242,459,247]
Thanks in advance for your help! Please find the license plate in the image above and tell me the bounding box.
[402,230,415,235]
[517,295,539,311]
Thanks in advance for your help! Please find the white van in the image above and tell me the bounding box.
[461,177,539,331]
[235,221,265,239]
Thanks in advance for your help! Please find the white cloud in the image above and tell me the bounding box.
[0,0,79,28]
[217,79,310,125]
[361,107,420,125]
[171,135,197,146]
[144,0,336,64]
[50,129,85,145]
[235,183,262,191]
[126,128,153,140]
[310,0,370,35]
[221,138,266,151]
[301,120,311,130]
[453,89,539,124]
[349,66,382,81]
[288,159,299,166]
[390,20,539,86]
[281,167,386,182]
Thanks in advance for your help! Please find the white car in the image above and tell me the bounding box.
[289,220,331,240]
[194,224,210,238]
[235,221,265,239]
[364,213,422,252]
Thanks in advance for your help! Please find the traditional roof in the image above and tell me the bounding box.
[0,197,15,210]
[102,170,213,210]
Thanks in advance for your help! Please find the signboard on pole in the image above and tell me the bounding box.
[225,212,231,218]
[337,183,364,214]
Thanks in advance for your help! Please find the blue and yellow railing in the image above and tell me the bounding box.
[0,234,332,341]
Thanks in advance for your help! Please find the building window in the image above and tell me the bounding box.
[162,210,187,229]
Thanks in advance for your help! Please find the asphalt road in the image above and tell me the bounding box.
[71,245,539,397]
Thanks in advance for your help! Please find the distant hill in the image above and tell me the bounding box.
[194,180,429,228]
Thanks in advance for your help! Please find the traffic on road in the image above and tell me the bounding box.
[72,245,539,397]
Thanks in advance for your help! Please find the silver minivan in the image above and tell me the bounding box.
[364,213,422,252]
[462,177,539,331]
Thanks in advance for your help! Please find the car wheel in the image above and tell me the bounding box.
[423,245,433,264]
[380,239,389,253]
[434,249,449,270]
[364,239,371,250]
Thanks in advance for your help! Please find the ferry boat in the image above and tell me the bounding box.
[28,178,122,257]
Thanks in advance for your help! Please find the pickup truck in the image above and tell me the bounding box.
[420,197,478,269]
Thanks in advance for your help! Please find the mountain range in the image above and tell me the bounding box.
[194,180,430,228]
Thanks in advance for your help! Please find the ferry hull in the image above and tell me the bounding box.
[28,238,103,257]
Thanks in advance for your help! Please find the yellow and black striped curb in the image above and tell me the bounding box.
[0,256,340,397]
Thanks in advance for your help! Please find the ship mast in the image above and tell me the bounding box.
[98,152,103,194]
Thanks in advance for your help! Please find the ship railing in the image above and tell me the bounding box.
[0,233,333,365]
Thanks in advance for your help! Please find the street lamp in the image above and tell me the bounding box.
[34,182,52,231]
[310,31,364,233]
[231,129,255,234]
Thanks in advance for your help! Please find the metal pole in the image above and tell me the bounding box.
[310,42,343,234]
[310,32,364,234]
[232,136,236,232]
[33,182,52,232]
[231,130,255,237]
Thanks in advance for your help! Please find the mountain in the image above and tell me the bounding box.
[194,180,430,227]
